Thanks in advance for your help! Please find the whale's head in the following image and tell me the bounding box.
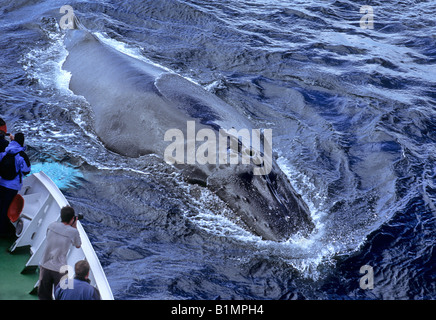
[178,129,315,242]
[203,162,314,241]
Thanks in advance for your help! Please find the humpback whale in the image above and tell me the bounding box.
[62,28,314,241]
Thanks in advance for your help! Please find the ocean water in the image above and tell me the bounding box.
[0,0,434,300]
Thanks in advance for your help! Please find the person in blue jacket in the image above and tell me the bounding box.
[54,260,101,300]
[0,132,31,236]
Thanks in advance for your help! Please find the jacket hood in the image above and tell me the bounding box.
[5,140,25,154]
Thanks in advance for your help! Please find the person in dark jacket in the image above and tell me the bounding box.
[0,132,31,236]
[54,260,101,300]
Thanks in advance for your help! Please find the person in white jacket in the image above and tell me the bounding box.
[38,206,82,300]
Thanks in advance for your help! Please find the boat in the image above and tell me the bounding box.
[0,171,114,300]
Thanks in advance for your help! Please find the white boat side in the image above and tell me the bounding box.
[9,171,114,300]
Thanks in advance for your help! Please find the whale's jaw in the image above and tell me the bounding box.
[205,162,314,241]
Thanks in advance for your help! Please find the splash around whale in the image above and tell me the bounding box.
[62,27,314,241]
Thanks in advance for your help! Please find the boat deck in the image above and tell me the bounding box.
[0,237,38,300]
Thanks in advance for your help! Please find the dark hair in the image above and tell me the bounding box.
[0,118,6,135]
[75,260,90,280]
[14,132,25,146]
[60,206,75,223]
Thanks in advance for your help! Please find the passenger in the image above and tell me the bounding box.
[54,260,101,300]
[0,132,31,237]
[38,206,82,300]
[0,118,8,152]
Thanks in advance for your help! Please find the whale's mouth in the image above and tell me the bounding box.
[265,172,288,209]
[246,170,314,241]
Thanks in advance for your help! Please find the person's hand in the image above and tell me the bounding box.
[9,134,14,140]
[71,217,78,228]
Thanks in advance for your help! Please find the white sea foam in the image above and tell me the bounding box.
[20,28,72,95]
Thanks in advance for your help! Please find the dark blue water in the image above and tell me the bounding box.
[1,0,434,299]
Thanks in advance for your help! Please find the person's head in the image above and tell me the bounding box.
[60,206,75,223]
[75,260,90,280]
[14,132,25,146]
[0,118,6,136]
